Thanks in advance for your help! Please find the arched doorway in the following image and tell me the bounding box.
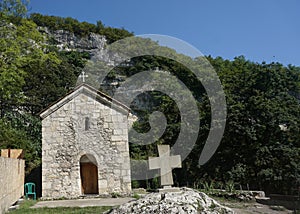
[80,154,99,194]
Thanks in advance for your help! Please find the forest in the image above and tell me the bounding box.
[0,0,299,195]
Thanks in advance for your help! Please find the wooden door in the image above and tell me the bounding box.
[80,163,99,194]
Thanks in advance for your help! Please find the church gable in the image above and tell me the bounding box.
[40,84,129,119]
[40,84,131,199]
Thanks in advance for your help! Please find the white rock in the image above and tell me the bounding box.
[109,187,234,214]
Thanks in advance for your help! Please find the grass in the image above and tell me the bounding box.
[8,200,112,214]
[132,193,141,200]
[111,192,121,198]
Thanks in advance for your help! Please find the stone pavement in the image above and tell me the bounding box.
[31,197,135,208]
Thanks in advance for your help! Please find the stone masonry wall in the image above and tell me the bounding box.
[0,157,25,214]
[42,92,131,199]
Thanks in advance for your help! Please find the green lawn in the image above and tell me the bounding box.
[8,200,112,214]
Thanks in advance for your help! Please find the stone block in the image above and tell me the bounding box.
[123,129,128,135]
[111,115,119,122]
[110,109,117,116]
[159,186,181,193]
[122,175,131,183]
[115,142,126,152]
[113,169,121,175]
[122,160,130,170]
[113,129,123,135]
[43,182,52,189]
[111,135,126,141]
[42,155,53,162]
[104,115,112,122]
[121,170,128,176]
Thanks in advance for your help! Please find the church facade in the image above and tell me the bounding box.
[40,84,131,199]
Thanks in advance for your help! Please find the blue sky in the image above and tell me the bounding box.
[29,0,300,66]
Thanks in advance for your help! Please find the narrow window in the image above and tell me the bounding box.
[85,117,90,131]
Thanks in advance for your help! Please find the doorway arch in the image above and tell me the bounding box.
[80,154,99,194]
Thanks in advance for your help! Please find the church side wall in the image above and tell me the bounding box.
[42,93,131,199]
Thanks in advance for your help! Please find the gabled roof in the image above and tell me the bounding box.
[40,84,130,119]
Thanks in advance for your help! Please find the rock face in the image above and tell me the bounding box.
[39,27,106,53]
[110,188,234,214]
[41,28,123,66]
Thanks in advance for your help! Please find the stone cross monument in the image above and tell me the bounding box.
[149,145,181,191]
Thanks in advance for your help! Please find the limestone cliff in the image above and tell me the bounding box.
[39,27,121,66]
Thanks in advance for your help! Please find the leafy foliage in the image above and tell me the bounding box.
[0,113,41,173]
[0,12,80,171]
[194,56,300,195]
[29,13,134,43]
[0,0,29,18]
[108,50,299,194]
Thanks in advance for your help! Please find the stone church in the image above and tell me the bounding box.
[40,84,132,199]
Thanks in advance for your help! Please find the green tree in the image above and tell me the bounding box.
[0,112,41,173]
[200,56,300,194]
[0,0,29,18]
[0,17,39,116]
[0,16,79,172]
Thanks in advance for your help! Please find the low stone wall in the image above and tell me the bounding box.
[0,157,25,214]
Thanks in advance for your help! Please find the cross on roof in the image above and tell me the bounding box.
[79,71,88,83]
[149,145,182,187]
